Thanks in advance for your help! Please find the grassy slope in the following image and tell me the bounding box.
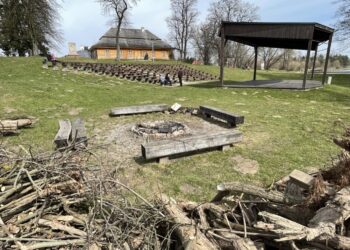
[1,57,349,201]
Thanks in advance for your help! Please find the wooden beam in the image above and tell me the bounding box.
[253,47,258,81]
[54,120,71,149]
[289,170,314,190]
[200,106,244,127]
[311,44,318,80]
[71,118,87,147]
[219,26,225,87]
[142,131,243,161]
[302,39,313,89]
[322,33,333,85]
[109,104,168,117]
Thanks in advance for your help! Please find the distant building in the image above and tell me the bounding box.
[67,42,79,57]
[77,46,91,58]
[90,27,173,60]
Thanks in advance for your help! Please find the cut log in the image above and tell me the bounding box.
[200,106,244,127]
[71,118,87,147]
[142,131,243,161]
[256,211,334,242]
[216,182,293,204]
[159,194,218,250]
[289,170,314,190]
[257,203,315,225]
[257,188,350,249]
[0,120,18,135]
[308,187,350,235]
[15,119,32,129]
[209,230,261,250]
[109,104,168,116]
[54,120,71,149]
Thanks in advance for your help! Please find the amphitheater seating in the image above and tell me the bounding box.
[59,61,218,84]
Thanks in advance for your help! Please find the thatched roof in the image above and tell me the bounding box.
[90,28,172,50]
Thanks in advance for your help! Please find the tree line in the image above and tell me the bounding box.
[166,0,350,69]
[0,0,349,68]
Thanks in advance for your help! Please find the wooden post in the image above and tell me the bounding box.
[322,33,333,85]
[311,44,318,80]
[219,26,225,87]
[253,47,258,81]
[302,39,313,89]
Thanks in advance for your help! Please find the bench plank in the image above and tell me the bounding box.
[110,104,168,116]
[71,118,88,147]
[54,120,71,148]
[200,106,244,127]
[142,130,243,160]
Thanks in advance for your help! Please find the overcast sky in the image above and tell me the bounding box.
[57,0,345,56]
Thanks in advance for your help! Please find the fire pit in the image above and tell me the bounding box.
[132,121,189,139]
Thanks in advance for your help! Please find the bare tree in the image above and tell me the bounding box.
[335,0,350,42]
[261,48,283,70]
[98,0,139,61]
[207,0,259,66]
[167,0,198,60]
[192,21,217,64]
[281,49,294,70]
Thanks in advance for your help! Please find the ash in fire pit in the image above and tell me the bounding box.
[132,121,189,139]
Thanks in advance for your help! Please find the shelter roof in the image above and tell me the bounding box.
[220,22,334,50]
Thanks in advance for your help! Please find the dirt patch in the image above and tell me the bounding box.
[3,107,17,114]
[68,107,84,116]
[180,183,197,194]
[231,155,259,175]
[242,131,270,149]
[93,114,232,167]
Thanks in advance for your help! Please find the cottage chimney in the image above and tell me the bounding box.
[141,27,145,32]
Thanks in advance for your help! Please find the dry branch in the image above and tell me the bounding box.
[160,194,218,250]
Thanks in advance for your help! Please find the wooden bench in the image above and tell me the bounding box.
[200,106,244,127]
[110,104,168,117]
[142,130,243,163]
[54,119,88,149]
[54,120,72,149]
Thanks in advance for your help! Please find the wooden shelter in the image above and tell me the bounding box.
[90,28,173,60]
[219,22,334,89]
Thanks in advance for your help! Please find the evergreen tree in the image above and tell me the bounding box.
[0,0,62,56]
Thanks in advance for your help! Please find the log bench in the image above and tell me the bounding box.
[109,104,169,117]
[141,130,243,163]
[200,106,244,127]
[54,119,88,149]
[54,120,71,149]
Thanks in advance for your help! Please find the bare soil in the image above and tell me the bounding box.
[93,113,233,168]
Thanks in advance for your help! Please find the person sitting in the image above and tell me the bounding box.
[165,73,172,86]
[144,53,149,60]
[160,74,166,85]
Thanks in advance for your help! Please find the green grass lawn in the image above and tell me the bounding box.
[1,57,349,201]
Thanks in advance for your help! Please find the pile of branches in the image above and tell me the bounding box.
[156,128,350,249]
[0,145,171,249]
[1,128,350,249]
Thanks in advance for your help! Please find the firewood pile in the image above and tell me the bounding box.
[157,128,350,249]
[0,117,34,136]
[0,145,170,249]
[1,128,350,249]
